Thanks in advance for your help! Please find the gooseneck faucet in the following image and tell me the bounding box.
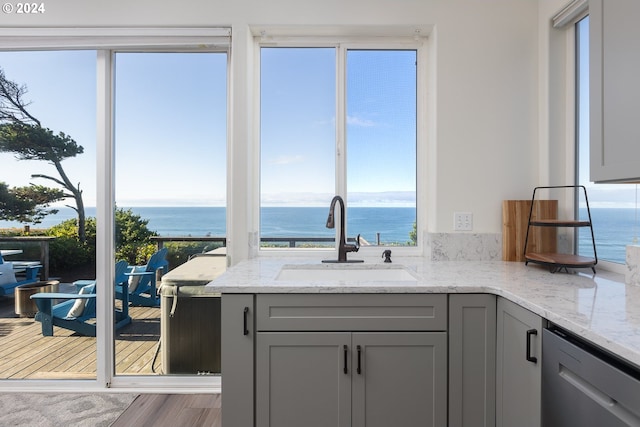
[323,195,362,263]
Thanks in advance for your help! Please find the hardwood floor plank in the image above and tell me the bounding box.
[112,394,221,427]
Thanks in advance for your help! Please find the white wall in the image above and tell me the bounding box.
[3,0,574,263]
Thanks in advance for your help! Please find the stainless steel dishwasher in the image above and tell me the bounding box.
[542,327,640,426]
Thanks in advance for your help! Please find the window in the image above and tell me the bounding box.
[259,43,419,250]
[576,16,638,264]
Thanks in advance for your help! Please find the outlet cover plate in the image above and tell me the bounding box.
[454,212,473,231]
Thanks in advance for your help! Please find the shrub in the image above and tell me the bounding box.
[45,208,158,271]
[114,208,158,265]
[47,218,96,271]
[164,241,224,270]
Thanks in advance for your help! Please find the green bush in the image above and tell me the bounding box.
[45,208,158,271]
[114,208,157,265]
[8,208,229,278]
[47,217,96,271]
[164,241,224,270]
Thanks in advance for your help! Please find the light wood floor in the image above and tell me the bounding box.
[0,295,161,378]
[111,394,221,427]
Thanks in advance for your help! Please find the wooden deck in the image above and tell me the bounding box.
[0,295,161,379]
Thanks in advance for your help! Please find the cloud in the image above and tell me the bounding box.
[261,192,334,207]
[348,191,416,207]
[269,155,305,165]
[347,115,376,127]
[261,191,416,207]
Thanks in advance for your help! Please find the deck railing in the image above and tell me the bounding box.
[150,235,373,251]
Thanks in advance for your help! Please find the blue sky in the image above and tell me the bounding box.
[4,38,631,212]
[1,47,416,209]
[0,50,227,207]
[260,47,417,207]
[0,50,98,203]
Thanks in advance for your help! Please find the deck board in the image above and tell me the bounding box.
[0,295,162,379]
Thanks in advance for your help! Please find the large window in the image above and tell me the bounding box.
[260,44,418,250]
[576,16,639,264]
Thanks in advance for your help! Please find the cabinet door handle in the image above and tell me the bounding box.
[526,329,538,364]
[357,345,362,374]
[243,307,249,336]
[343,345,348,374]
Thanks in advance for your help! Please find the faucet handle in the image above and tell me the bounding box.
[345,234,360,253]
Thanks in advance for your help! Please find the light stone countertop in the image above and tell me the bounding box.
[205,256,640,369]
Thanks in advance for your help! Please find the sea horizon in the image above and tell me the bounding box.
[0,206,418,246]
[1,206,637,263]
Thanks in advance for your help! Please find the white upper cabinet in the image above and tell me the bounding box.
[590,0,640,182]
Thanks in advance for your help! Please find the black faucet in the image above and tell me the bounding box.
[322,195,363,263]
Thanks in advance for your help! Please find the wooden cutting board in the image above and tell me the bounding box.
[502,200,558,262]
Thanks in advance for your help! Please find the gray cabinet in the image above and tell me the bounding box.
[221,294,255,427]
[496,297,544,427]
[252,294,448,427]
[352,332,446,427]
[256,332,351,427]
[256,331,447,427]
[222,292,540,427]
[449,294,496,427]
[590,0,640,182]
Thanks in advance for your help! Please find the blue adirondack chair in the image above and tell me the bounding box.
[31,260,132,337]
[0,254,42,297]
[125,248,169,307]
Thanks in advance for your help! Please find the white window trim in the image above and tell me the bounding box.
[557,10,627,274]
[0,27,230,50]
[0,27,229,392]
[568,15,626,275]
[552,0,588,29]
[253,34,428,259]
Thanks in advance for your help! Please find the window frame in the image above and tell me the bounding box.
[254,35,427,258]
[572,13,628,274]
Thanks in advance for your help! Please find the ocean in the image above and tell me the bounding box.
[1,207,637,263]
[0,206,417,246]
[578,207,639,265]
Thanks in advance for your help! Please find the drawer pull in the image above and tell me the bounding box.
[243,307,249,336]
[343,345,348,374]
[357,345,362,374]
[526,329,538,364]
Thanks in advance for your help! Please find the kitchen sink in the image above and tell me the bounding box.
[275,264,418,282]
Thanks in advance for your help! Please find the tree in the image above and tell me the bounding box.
[409,221,417,245]
[0,181,65,224]
[0,66,88,241]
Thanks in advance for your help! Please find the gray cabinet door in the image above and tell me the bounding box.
[221,294,255,427]
[496,297,543,427]
[590,0,640,182]
[351,332,447,427]
[256,332,351,427]
[449,294,496,427]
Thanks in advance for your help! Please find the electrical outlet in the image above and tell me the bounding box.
[454,212,473,231]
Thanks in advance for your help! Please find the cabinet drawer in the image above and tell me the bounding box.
[256,294,447,331]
